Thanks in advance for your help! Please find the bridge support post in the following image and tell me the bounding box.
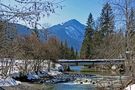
[92,62,94,67]
[76,62,78,66]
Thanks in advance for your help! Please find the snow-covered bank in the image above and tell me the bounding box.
[0,60,63,74]
[0,77,21,86]
[125,84,135,90]
[1,70,62,87]
[0,59,64,86]
[11,70,62,82]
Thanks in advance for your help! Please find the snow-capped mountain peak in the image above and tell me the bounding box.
[49,19,86,51]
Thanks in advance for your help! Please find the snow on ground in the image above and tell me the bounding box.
[0,77,21,86]
[0,59,63,86]
[48,70,62,76]
[124,84,135,90]
[0,59,63,75]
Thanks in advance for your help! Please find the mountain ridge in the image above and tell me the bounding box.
[15,19,86,51]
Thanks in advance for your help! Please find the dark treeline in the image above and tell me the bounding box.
[59,41,78,59]
[17,33,78,61]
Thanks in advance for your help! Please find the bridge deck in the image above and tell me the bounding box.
[58,59,125,64]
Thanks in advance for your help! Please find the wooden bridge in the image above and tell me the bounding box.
[58,59,125,65]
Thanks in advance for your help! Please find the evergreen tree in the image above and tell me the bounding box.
[99,3,114,37]
[80,13,95,59]
[93,3,115,58]
[59,41,73,59]
[75,50,78,59]
[59,41,78,59]
[63,41,70,59]
[70,47,76,59]
[59,42,64,59]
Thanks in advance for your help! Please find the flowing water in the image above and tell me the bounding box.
[23,66,123,90]
[69,66,84,72]
[42,83,95,90]
[43,66,95,90]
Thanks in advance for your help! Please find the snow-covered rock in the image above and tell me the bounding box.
[48,71,62,76]
[125,84,135,90]
[37,71,48,77]
[55,63,64,71]
[0,77,21,86]
[27,72,39,80]
[111,65,117,70]
[27,71,49,80]
[10,73,20,78]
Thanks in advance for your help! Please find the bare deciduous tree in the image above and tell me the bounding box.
[104,0,135,89]
[0,0,63,78]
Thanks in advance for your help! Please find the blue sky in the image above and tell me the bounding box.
[43,0,104,26]
[3,0,104,27]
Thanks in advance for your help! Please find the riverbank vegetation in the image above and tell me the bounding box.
[80,68,111,76]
